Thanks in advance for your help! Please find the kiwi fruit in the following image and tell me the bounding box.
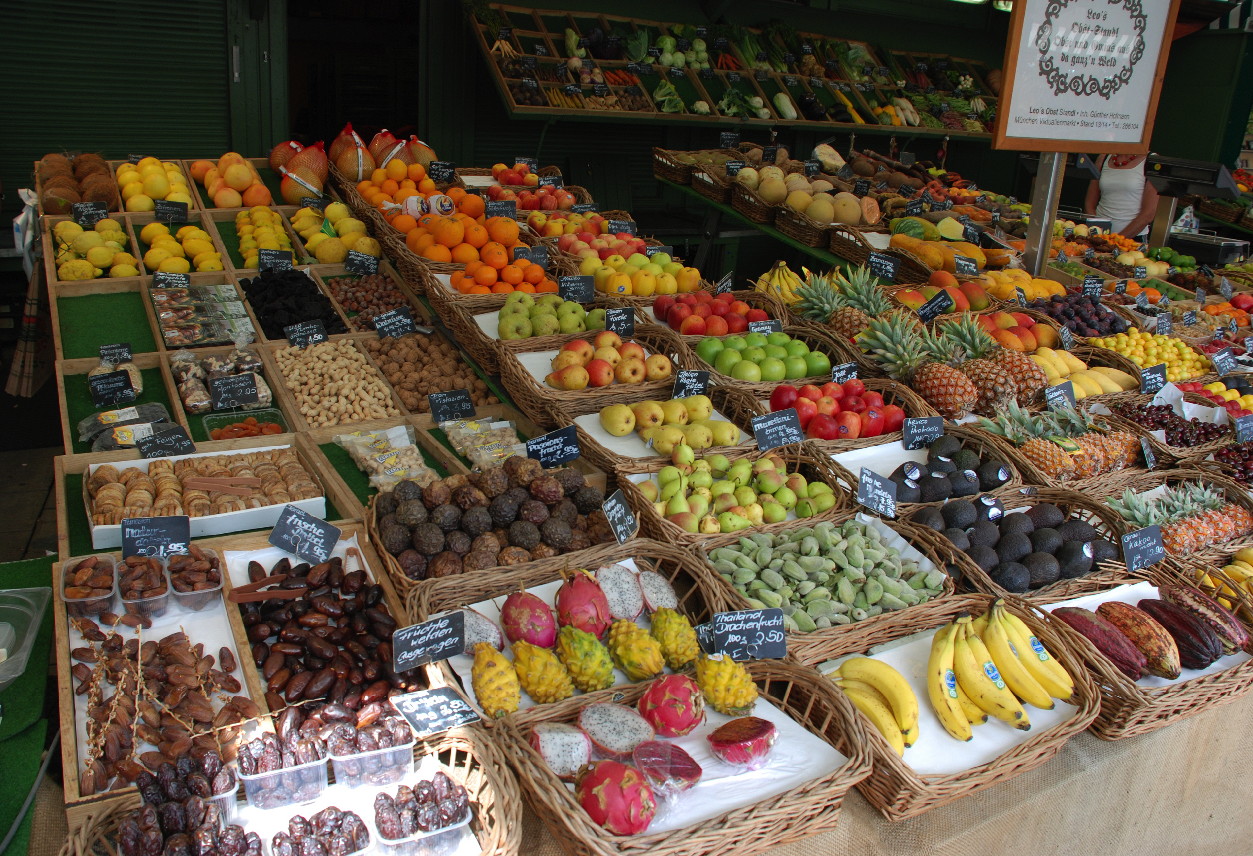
[941,500,977,530]
[1029,527,1064,555]
[913,506,945,531]
[966,544,999,573]
[1025,503,1065,529]
[949,469,980,497]
[1023,553,1061,588]
[943,527,971,551]
[991,562,1030,593]
[996,531,1033,563]
[1057,541,1094,578]
[999,514,1035,536]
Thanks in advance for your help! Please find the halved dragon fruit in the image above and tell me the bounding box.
[575,761,656,835]
[500,591,557,648]
[632,741,702,796]
[596,564,645,621]
[707,716,778,770]
[440,606,502,651]
[638,570,679,612]
[529,722,591,781]
[577,703,655,761]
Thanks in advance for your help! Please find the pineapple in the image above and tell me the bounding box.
[832,264,894,341]
[606,619,664,681]
[512,641,574,704]
[940,314,1017,416]
[554,626,615,692]
[859,313,977,418]
[979,404,1076,480]
[1052,406,1109,478]
[695,653,758,716]
[1115,482,1253,556]
[916,326,980,419]
[990,347,1047,407]
[793,270,846,325]
[649,608,700,670]
[471,642,520,719]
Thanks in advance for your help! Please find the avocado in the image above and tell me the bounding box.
[966,544,1000,573]
[1024,502,1065,529]
[996,531,1033,564]
[949,469,980,497]
[929,456,957,475]
[1057,519,1098,543]
[1090,538,1119,563]
[967,520,1001,549]
[976,495,1005,522]
[1056,541,1094,578]
[998,513,1035,536]
[991,561,1030,593]
[890,462,924,484]
[928,435,962,460]
[952,448,981,472]
[943,527,971,551]
[1029,527,1064,555]
[919,473,953,503]
[896,478,921,504]
[1022,552,1061,588]
[976,460,1011,490]
[941,499,977,530]
[913,506,946,531]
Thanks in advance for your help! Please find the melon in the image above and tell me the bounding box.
[758,165,785,183]
[335,143,375,181]
[831,192,862,226]
[936,217,966,241]
[758,178,788,205]
[807,196,835,225]
[735,168,760,190]
[810,179,834,194]
[785,190,812,214]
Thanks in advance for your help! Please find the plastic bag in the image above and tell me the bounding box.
[76,403,171,442]
[441,419,522,470]
[91,422,186,452]
[333,424,439,490]
[88,359,144,394]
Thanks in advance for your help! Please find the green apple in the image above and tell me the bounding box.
[785,340,810,358]
[558,313,584,334]
[695,337,724,365]
[498,314,532,340]
[730,360,762,382]
[743,332,768,349]
[713,348,742,375]
[741,347,766,364]
[758,358,786,382]
[626,252,651,268]
[722,335,748,351]
[766,331,791,347]
[650,252,673,267]
[532,314,561,337]
[783,356,808,379]
[504,292,535,309]
[762,344,789,360]
[803,351,832,376]
[537,294,564,310]
[585,307,606,330]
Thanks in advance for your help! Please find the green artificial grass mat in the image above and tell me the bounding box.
[58,292,158,358]
[0,719,47,856]
[65,367,171,455]
[318,438,450,508]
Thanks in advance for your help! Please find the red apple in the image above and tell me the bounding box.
[861,391,885,409]
[668,304,693,328]
[794,396,818,428]
[692,303,711,319]
[728,300,751,315]
[841,379,866,398]
[745,308,769,323]
[716,292,736,303]
[881,404,905,433]
[807,413,840,440]
[679,315,707,335]
[815,396,840,416]
[695,291,714,304]
[819,382,843,399]
[770,385,800,412]
[725,313,749,334]
[798,384,823,402]
[842,395,867,414]
[653,295,676,322]
[677,294,699,306]
[585,358,615,387]
[709,301,730,317]
[703,315,729,336]
[859,408,885,438]
[834,411,861,439]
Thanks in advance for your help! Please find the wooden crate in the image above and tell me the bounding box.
[199,207,311,276]
[307,258,434,332]
[179,156,304,214]
[57,352,184,455]
[105,158,201,211]
[50,279,165,361]
[42,214,146,288]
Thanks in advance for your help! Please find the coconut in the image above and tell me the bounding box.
[268,140,303,172]
[42,187,79,214]
[81,181,119,207]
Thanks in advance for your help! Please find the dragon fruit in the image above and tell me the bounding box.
[632,741,702,794]
[529,722,591,780]
[329,122,356,161]
[596,564,644,621]
[574,761,656,835]
[286,141,328,183]
[707,716,778,770]
[636,674,705,737]
[448,606,503,650]
[638,570,678,612]
[500,591,557,648]
[577,703,654,760]
[268,140,303,172]
[555,570,613,638]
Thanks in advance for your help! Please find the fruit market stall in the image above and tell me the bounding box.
[23,131,1253,856]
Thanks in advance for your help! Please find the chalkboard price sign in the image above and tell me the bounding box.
[917,291,954,323]
[1236,414,1253,444]
[153,271,190,288]
[428,161,456,183]
[672,370,709,399]
[72,202,108,226]
[284,320,328,348]
[393,612,465,671]
[122,516,190,559]
[1156,313,1172,336]
[1057,325,1075,350]
[373,307,420,339]
[715,272,734,294]
[1121,525,1164,572]
[390,688,480,738]
[952,255,978,276]
[601,489,637,544]
[606,219,636,235]
[344,250,379,275]
[89,370,136,409]
[485,200,517,219]
[719,131,740,148]
[512,245,549,269]
[538,174,564,188]
[427,389,476,423]
[857,468,897,518]
[604,307,635,337]
[136,426,195,459]
[853,179,871,198]
[1212,347,1238,376]
[750,409,803,451]
[99,342,132,364]
[748,319,782,334]
[1044,381,1076,410]
[903,416,944,450]
[257,249,293,272]
[558,275,595,303]
[697,610,786,661]
[1082,275,1104,298]
[209,374,260,410]
[724,160,745,177]
[830,362,858,384]
[526,425,581,467]
[643,245,674,259]
[153,199,189,223]
[1140,363,1167,395]
[867,252,899,283]
[268,504,340,565]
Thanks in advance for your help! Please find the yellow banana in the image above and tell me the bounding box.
[995,603,1074,702]
[838,657,919,747]
[953,617,1030,730]
[955,680,988,724]
[982,608,1055,710]
[927,622,971,742]
[838,679,905,756]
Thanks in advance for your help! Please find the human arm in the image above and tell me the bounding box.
[1084,179,1101,216]
[1119,179,1159,238]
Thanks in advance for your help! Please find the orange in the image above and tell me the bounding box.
[469,285,491,294]
[464,259,484,275]
[450,242,479,264]
[463,223,489,248]
[391,214,418,234]
[418,178,436,194]
[458,194,484,219]
[407,163,427,182]
[357,180,375,194]
[1143,288,1161,304]
[517,281,536,293]
[473,266,498,286]
[430,217,464,248]
[491,282,513,294]
[400,179,416,190]
[485,216,519,246]
[536,279,558,293]
[523,264,545,285]
[447,187,466,204]
[417,213,438,229]
[480,241,508,269]
[385,160,407,181]
[380,178,400,196]
[404,229,427,252]
[370,168,387,183]
[420,243,452,263]
[449,270,466,290]
[500,264,524,285]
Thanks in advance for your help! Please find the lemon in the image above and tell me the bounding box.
[304,232,328,250]
[53,220,83,238]
[142,173,171,199]
[192,250,221,268]
[137,157,162,170]
[70,232,105,255]
[338,230,364,251]
[126,194,155,212]
[140,222,170,244]
[85,246,115,268]
[109,264,140,278]
[182,239,214,258]
[324,202,351,223]
[353,236,381,257]
[93,218,121,234]
[167,190,194,206]
[314,237,348,264]
[196,258,224,272]
[336,217,366,235]
[158,256,191,274]
[143,247,172,269]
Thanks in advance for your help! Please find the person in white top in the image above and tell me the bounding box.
[1083,154,1159,240]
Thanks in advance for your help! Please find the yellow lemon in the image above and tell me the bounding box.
[353,236,381,257]
[137,157,162,171]
[192,250,221,268]
[109,264,140,278]
[53,220,83,238]
[94,218,122,234]
[313,237,348,264]
[120,181,146,201]
[304,232,328,251]
[140,222,170,244]
[183,238,215,257]
[126,194,155,212]
[142,172,171,199]
[158,256,191,274]
[143,247,172,269]
[196,258,224,272]
[324,202,351,223]
[84,245,115,268]
[70,232,105,254]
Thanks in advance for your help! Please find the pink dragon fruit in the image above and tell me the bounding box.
[574,760,657,835]
[500,591,557,648]
[328,122,356,161]
[529,722,591,780]
[577,703,654,760]
[636,674,705,737]
[707,716,778,770]
[555,570,612,638]
[268,140,303,172]
[632,741,702,794]
[596,564,644,621]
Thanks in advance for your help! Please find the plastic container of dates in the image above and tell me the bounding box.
[211,779,241,824]
[329,737,416,789]
[60,554,117,618]
[118,556,171,622]
[167,548,224,612]
[239,755,330,811]
[375,808,473,856]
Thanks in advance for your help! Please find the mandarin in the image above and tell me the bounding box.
[420,243,452,262]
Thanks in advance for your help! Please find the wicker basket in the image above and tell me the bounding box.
[689,162,734,203]
[545,384,762,475]
[1089,468,1253,569]
[365,493,630,601]
[58,728,522,856]
[662,290,791,348]
[500,659,872,856]
[689,324,857,400]
[652,147,744,185]
[617,443,851,546]
[884,246,935,284]
[828,224,888,268]
[1100,392,1234,466]
[775,207,833,248]
[729,181,780,224]
[701,511,959,655]
[378,232,438,297]
[1031,569,1253,740]
[824,423,1026,512]
[788,592,1099,820]
[496,324,688,429]
[409,538,725,722]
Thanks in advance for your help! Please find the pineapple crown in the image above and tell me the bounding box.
[919,325,966,367]
[1108,488,1166,527]
[838,265,893,315]
[860,311,928,381]
[940,313,999,362]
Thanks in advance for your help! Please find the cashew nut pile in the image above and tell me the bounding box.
[274,340,401,427]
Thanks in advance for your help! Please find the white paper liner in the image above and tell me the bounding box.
[1041,581,1253,687]
[574,410,749,459]
[830,441,929,492]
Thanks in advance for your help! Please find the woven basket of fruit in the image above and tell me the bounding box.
[651,147,742,185]
[703,512,958,655]
[828,224,887,269]
[426,294,505,374]
[616,444,849,546]
[729,181,781,225]
[408,538,730,725]
[1102,393,1234,465]
[496,324,687,430]
[1177,561,1253,627]
[825,424,1024,514]
[365,462,627,599]
[1101,470,1253,569]
[689,162,735,203]
[499,658,872,856]
[905,487,1129,603]
[376,232,438,296]
[792,593,1098,820]
[1036,569,1253,740]
[63,728,523,856]
[1027,344,1144,410]
[684,324,851,400]
[749,377,939,451]
[545,384,761,475]
[656,289,789,346]
[774,206,833,248]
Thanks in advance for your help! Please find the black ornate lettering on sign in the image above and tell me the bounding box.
[903,416,944,450]
[715,272,734,294]
[557,275,594,303]
[136,426,195,459]
[719,131,740,148]
[867,252,899,283]
[257,249,293,271]
[284,320,329,349]
[99,342,132,364]
[917,291,953,323]
[697,609,787,661]
[748,319,782,334]
[209,373,260,410]
[604,307,634,337]
[1140,363,1167,395]
[725,160,745,177]
[526,425,581,467]
[1212,347,1237,376]
[485,200,517,219]
[153,271,190,288]
[1044,381,1076,410]
[1237,414,1253,444]
[153,199,189,223]
[345,250,379,275]
[830,362,857,384]
[373,307,420,339]
[1082,275,1104,298]
[72,202,108,226]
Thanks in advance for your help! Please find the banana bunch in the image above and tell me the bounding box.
[1031,348,1138,399]
[755,260,804,305]
[826,657,918,756]
[1203,549,1253,611]
[928,602,1074,742]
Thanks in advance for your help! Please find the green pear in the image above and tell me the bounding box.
[672,443,695,468]
[659,476,686,502]
[680,422,714,450]
[808,482,834,498]
[665,494,691,516]
[713,492,739,513]
[727,460,753,487]
[734,486,758,507]
[689,469,712,489]
[688,494,710,518]
[785,473,809,498]
[752,458,777,476]
[658,465,682,487]
[705,453,731,475]
[794,498,816,518]
[717,511,753,533]
[743,502,764,525]
[754,470,785,495]
[773,486,797,510]
[668,511,700,533]
[699,514,721,535]
[709,420,741,447]
[761,501,788,524]
[638,481,659,503]
[812,492,837,512]
[710,480,735,498]
[532,313,561,337]
[692,459,712,473]
[652,425,686,455]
